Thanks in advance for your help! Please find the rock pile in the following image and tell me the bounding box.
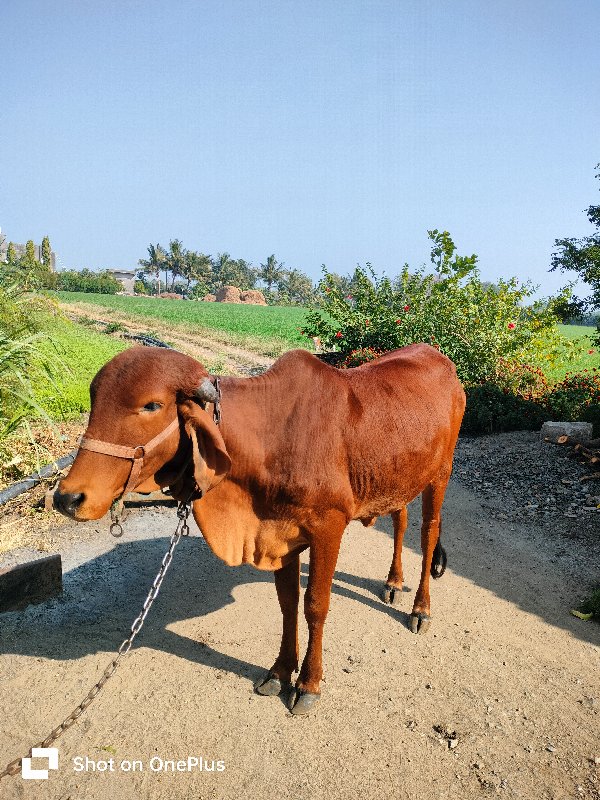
[453,430,599,541]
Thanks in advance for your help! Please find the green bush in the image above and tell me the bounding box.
[56,269,122,294]
[546,369,600,434]
[462,384,548,434]
[303,230,576,386]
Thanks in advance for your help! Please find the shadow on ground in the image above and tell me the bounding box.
[0,533,410,685]
[368,491,600,649]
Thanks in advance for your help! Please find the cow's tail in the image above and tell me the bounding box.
[430,522,447,579]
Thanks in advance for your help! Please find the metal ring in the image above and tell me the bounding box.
[132,445,145,459]
[110,522,124,538]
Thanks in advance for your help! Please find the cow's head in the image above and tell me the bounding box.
[53,348,231,520]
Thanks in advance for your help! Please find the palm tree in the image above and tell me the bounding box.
[181,251,213,293]
[259,254,284,292]
[138,244,167,295]
[212,252,234,289]
[167,239,186,291]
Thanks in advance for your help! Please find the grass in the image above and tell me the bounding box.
[0,314,127,489]
[56,292,309,352]
[550,324,598,381]
[35,314,128,418]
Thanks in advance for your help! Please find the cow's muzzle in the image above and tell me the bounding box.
[54,489,85,519]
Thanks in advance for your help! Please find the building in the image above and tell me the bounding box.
[0,227,57,270]
[106,269,137,293]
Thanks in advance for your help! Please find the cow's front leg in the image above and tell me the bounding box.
[288,513,346,716]
[255,553,300,697]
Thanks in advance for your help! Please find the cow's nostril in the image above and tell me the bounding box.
[53,490,85,518]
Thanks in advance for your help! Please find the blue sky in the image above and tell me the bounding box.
[2,0,599,297]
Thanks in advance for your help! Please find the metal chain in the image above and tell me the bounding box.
[0,500,192,781]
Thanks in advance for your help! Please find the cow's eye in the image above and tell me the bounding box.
[143,402,162,412]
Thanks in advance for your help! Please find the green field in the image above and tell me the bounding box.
[56,292,309,349]
[558,324,597,344]
[553,324,598,380]
[36,316,127,418]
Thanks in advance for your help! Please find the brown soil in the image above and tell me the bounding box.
[1,485,599,800]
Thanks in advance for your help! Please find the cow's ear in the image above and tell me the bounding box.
[177,400,231,494]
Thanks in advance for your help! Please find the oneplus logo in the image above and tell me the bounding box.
[22,747,59,780]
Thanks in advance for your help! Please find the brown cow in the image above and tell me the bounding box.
[54,343,465,715]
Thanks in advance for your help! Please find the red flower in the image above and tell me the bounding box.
[507,322,516,329]
[365,319,370,326]
[346,295,353,300]
[404,305,410,312]
[335,331,343,338]
[589,349,595,355]
[395,319,401,324]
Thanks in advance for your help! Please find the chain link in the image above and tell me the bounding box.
[0,500,192,782]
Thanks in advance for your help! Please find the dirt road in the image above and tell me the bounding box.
[1,478,599,800]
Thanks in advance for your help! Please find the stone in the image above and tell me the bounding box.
[540,421,593,443]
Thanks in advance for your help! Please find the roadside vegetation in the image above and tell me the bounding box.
[0,243,128,486]
[303,230,598,435]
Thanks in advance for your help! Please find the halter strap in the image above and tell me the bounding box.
[79,416,181,529]
[80,416,180,462]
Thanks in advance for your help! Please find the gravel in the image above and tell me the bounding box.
[453,431,600,543]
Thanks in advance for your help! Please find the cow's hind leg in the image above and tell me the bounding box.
[431,519,447,579]
[288,512,346,716]
[410,477,449,634]
[255,553,300,697]
[381,507,408,605]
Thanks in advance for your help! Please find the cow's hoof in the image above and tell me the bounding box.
[254,671,283,696]
[409,612,431,634]
[381,583,403,605]
[287,687,320,715]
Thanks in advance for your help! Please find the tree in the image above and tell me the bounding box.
[279,268,314,305]
[24,240,37,268]
[41,236,52,270]
[181,251,213,294]
[259,254,284,291]
[550,163,600,315]
[428,229,478,278]
[166,239,186,291]
[138,243,167,295]
[56,269,121,294]
[6,243,17,265]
